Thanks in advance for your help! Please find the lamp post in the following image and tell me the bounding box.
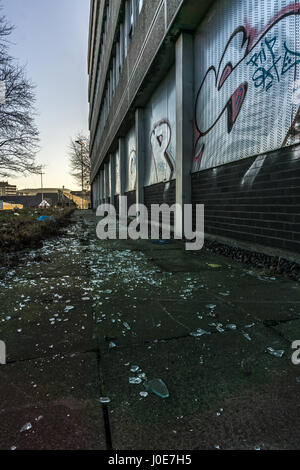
[40,172,45,205]
[75,140,85,210]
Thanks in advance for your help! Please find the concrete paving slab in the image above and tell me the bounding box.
[272,318,300,343]
[0,353,106,450]
[1,296,96,361]
[99,326,297,449]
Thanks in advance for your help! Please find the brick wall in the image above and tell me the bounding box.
[144,181,176,211]
[191,144,300,254]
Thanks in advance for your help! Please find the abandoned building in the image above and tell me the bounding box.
[88,0,300,254]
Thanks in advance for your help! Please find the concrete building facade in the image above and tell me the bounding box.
[88,0,300,255]
[0,182,17,196]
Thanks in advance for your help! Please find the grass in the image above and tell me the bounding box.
[0,207,75,253]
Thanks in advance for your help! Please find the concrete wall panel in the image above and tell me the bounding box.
[144,66,176,186]
[193,0,300,172]
[125,125,137,192]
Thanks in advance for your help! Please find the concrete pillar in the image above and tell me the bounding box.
[175,33,194,216]
[104,162,110,203]
[119,24,124,68]
[92,179,95,209]
[100,169,104,203]
[97,173,101,206]
[93,176,97,208]
[94,174,97,206]
[98,171,101,204]
[109,153,116,204]
[119,138,127,196]
[124,0,130,58]
[135,108,145,206]
[116,41,120,84]
[103,167,106,203]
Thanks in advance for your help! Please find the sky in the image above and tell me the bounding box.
[2,0,90,190]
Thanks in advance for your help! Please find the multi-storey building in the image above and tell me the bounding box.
[88,0,300,255]
[0,182,17,196]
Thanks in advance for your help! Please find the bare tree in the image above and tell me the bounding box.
[69,133,90,191]
[0,8,40,178]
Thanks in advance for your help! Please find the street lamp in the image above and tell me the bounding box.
[39,171,45,205]
[75,140,85,210]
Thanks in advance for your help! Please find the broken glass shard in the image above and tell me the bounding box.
[20,423,32,433]
[216,324,225,333]
[190,328,211,338]
[144,379,169,398]
[266,347,285,358]
[129,377,142,385]
[99,397,111,404]
[243,333,252,341]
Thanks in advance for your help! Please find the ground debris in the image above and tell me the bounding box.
[144,379,169,399]
[266,347,285,358]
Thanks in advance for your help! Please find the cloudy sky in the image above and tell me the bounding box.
[2,0,90,190]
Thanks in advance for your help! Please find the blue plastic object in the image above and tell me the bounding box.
[37,216,56,223]
[151,240,172,245]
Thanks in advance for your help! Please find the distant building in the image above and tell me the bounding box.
[0,193,74,208]
[16,188,89,210]
[1,187,90,210]
[17,188,72,196]
[15,188,74,208]
[0,182,17,196]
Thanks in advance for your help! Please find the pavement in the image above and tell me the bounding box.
[0,210,299,450]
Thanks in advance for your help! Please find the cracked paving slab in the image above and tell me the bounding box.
[99,331,300,450]
[0,353,106,450]
[0,212,105,450]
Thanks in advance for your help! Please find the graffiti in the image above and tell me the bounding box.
[247,37,300,91]
[125,126,136,192]
[150,119,175,183]
[194,2,300,172]
[283,44,300,74]
[247,36,281,91]
[128,149,137,191]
